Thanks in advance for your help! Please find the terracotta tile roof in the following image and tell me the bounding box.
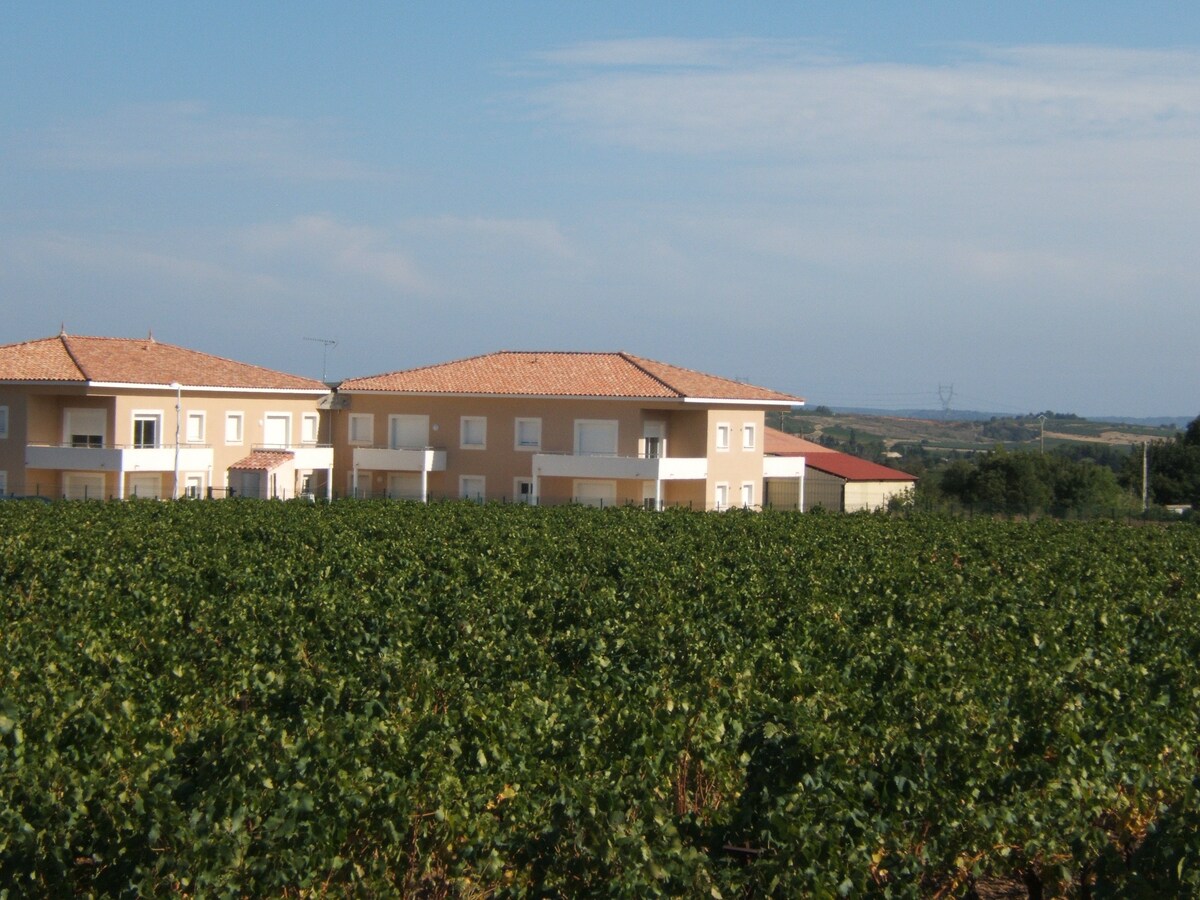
[0,334,327,391]
[765,428,917,482]
[764,428,828,456]
[341,351,803,403]
[229,450,295,471]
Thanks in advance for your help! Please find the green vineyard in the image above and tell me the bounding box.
[2,501,1199,896]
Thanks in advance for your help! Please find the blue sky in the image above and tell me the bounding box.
[3,2,1199,416]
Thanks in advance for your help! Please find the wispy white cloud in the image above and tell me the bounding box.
[26,102,370,179]
[529,40,1200,156]
[535,37,833,69]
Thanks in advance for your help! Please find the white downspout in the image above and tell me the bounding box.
[170,382,182,499]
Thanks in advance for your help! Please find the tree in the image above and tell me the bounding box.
[1129,414,1200,507]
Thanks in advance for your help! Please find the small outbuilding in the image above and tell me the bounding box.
[763,427,917,512]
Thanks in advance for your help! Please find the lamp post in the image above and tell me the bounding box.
[171,382,182,498]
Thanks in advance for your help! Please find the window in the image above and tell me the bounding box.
[349,414,374,445]
[349,470,372,498]
[185,475,203,499]
[715,423,731,451]
[514,417,541,450]
[225,412,244,445]
[741,482,755,508]
[66,408,105,448]
[514,478,536,504]
[742,424,756,450]
[132,412,161,449]
[461,416,486,449]
[185,412,205,444]
[64,472,105,500]
[0,470,7,495]
[714,482,729,511]
[263,413,290,449]
[0,405,8,439]
[460,475,485,501]
[302,413,319,444]
[574,480,617,508]
[389,415,428,450]
[574,419,618,456]
[128,473,161,499]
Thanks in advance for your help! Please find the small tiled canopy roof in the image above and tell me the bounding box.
[228,450,295,471]
[341,351,803,404]
[765,427,917,482]
[0,333,327,391]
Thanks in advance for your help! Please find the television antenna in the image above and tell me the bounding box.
[937,383,955,419]
[303,337,338,383]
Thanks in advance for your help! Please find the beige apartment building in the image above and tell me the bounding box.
[334,351,805,509]
[0,333,333,500]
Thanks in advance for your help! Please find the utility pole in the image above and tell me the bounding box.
[1038,414,1047,454]
[1142,441,1149,513]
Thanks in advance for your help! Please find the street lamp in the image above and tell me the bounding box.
[171,382,182,498]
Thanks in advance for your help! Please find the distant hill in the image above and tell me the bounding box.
[770,408,1185,465]
[829,408,1192,429]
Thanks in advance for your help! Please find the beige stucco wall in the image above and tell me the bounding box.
[5,384,329,499]
[702,408,767,509]
[843,481,914,513]
[334,394,773,507]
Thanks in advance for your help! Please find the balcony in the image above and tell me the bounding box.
[532,452,707,481]
[352,446,447,472]
[763,456,806,479]
[26,442,214,473]
[253,443,335,469]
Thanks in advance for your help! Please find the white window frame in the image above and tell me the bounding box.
[349,413,374,446]
[0,405,8,439]
[225,412,244,445]
[460,416,487,450]
[185,474,204,499]
[741,482,755,508]
[185,411,206,444]
[263,412,292,449]
[514,477,536,504]
[715,422,731,452]
[301,413,320,445]
[742,423,756,451]
[714,482,729,511]
[131,410,163,449]
[514,417,542,451]
[574,419,619,456]
[460,475,486,501]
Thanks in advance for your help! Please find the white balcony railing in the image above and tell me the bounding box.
[251,443,335,469]
[352,446,447,472]
[26,443,213,472]
[762,456,806,479]
[532,452,707,481]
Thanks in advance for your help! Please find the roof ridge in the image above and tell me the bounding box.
[344,350,502,384]
[617,351,685,398]
[58,334,90,380]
